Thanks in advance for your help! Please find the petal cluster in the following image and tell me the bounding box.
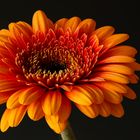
[0,10,140,133]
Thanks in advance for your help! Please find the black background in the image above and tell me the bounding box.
[0,0,140,140]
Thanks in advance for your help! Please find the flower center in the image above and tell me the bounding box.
[15,29,99,88]
[39,61,66,73]
[17,48,67,75]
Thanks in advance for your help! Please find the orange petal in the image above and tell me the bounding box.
[81,84,104,104]
[95,81,127,94]
[56,95,71,122]
[8,23,21,39]
[6,23,31,50]
[77,19,96,34]
[0,42,16,57]
[0,73,16,81]
[105,46,137,57]
[0,109,10,132]
[9,105,27,127]
[55,18,68,29]
[64,17,81,33]
[128,62,140,71]
[0,47,12,59]
[95,64,133,75]
[19,87,43,105]
[42,96,71,124]
[15,21,33,41]
[9,22,32,42]
[102,34,129,49]
[123,85,136,99]
[98,56,135,64]
[75,103,99,118]
[99,101,111,117]
[128,74,139,84]
[0,91,13,105]
[0,29,11,43]
[32,10,53,34]
[45,115,67,134]
[17,21,33,34]
[60,85,73,92]
[27,98,44,121]
[65,86,94,105]
[42,90,62,115]
[0,66,9,74]
[87,34,99,50]
[94,72,129,84]
[101,88,123,104]
[88,77,105,82]
[0,80,25,92]
[94,26,115,41]
[110,104,124,118]
[7,90,21,109]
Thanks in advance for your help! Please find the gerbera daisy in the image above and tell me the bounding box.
[0,10,140,134]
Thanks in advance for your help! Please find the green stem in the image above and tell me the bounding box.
[60,122,76,140]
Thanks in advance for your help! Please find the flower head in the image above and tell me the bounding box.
[0,10,140,133]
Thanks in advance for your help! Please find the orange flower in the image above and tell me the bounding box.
[0,10,140,133]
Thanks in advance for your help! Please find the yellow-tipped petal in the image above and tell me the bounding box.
[75,103,99,118]
[65,86,94,105]
[32,10,53,34]
[45,115,67,134]
[27,98,44,121]
[94,26,115,41]
[99,101,111,117]
[42,90,62,115]
[77,19,96,34]
[0,109,10,132]
[110,104,124,117]
[64,17,81,33]
[9,105,27,127]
